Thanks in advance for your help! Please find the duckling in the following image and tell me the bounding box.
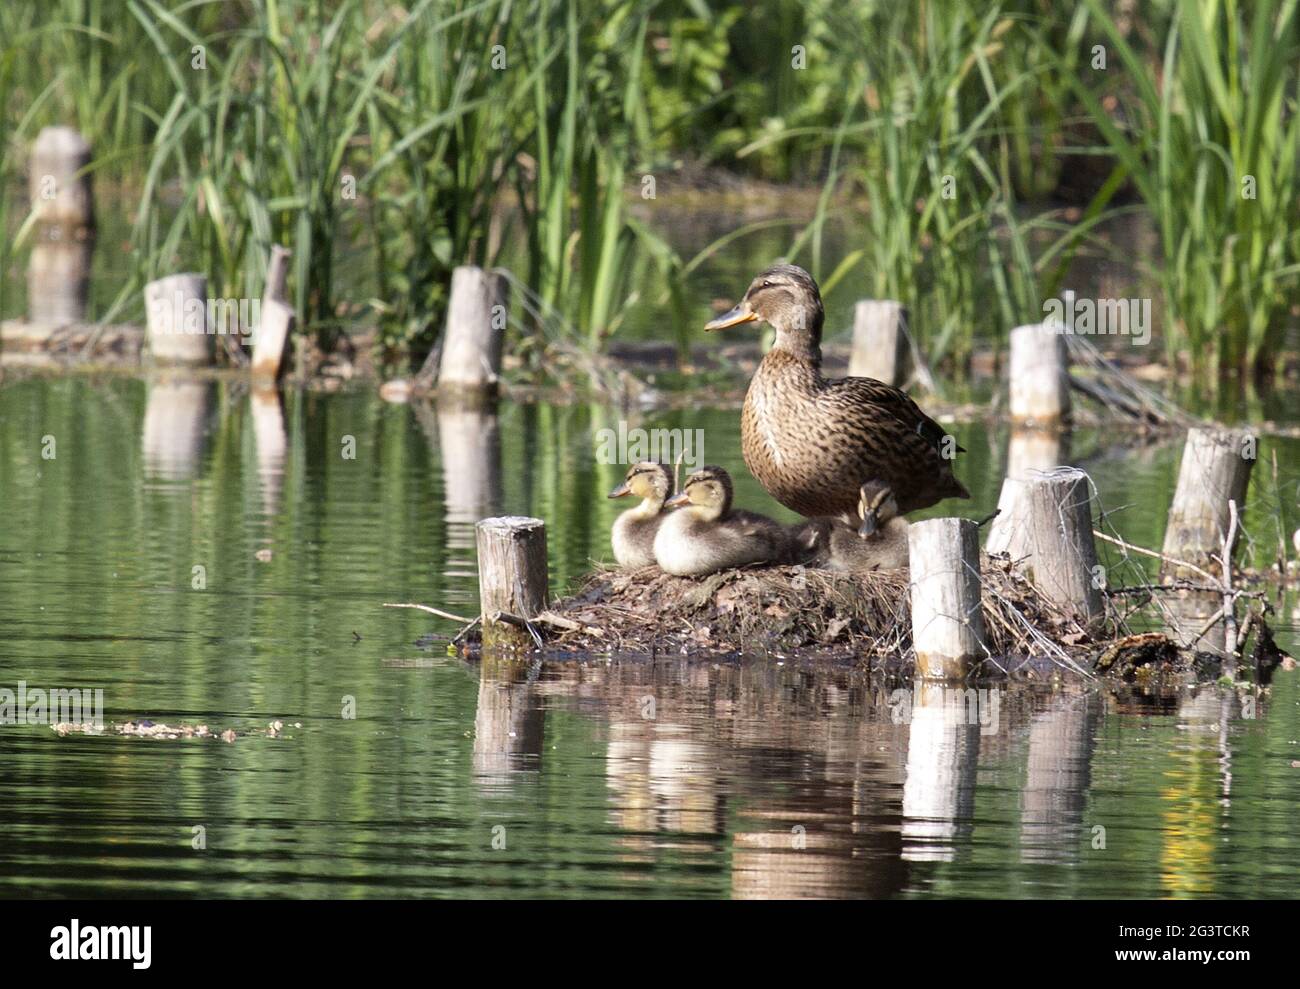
[607,461,673,568]
[825,481,910,571]
[653,465,791,576]
[705,264,968,519]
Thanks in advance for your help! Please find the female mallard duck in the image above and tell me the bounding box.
[798,481,910,571]
[608,461,674,567]
[653,465,791,576]
[705,264,968,518]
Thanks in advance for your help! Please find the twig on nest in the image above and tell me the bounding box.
[383,602,474,623]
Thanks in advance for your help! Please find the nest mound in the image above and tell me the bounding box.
[538,555,1099,671]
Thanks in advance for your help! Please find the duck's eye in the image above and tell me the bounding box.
[761,280,773,289]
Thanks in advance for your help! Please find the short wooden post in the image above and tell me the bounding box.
[986,428,1070,559]
[1025,467,1103,624]
[251,245,293,380]
[1008,322,1070,426]
[475,516,548,651]
[849,300,909,386]
[1160,428,1253,578]
[30,126,94,235]
[145,273,213,365]
[438,266,508,397]
[909,518,987,679]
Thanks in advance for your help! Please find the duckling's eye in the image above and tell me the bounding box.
[760,280,773,289]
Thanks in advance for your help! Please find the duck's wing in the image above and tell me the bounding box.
[823,376,966,455]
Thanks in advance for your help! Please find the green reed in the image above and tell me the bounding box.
[1071,0,1300,376]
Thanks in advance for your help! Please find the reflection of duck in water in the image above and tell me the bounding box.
[653,466,791,576]
[705,264,968,518]
[607,461,673,568]
[797,481,910,572]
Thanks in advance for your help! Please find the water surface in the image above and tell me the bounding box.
[0,377,1297,898]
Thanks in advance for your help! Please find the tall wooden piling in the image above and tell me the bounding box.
[1008,322,1070,426]
[1025,467,1103,624]
[1161,428,1253,579]
[30,126,94,234]
[849,300,909,386]
[27,127,94,328]
[438,266,508,398]
[475,516,548,651]
[145,273,213,365]
[909,518,987,679]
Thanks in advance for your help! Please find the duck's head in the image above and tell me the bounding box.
[857,480,900,537]
[664,465,733,522]
[608,461,672,508]
[704,263,824,356]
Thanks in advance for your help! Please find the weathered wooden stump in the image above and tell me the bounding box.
[1025,467,1103,624]
[986,428,1071,559]
[475,516,548,651]
[849,300,909,386]
[908,518,987,679]
[1009,322,1070,426]
[145,273,213,365]
[251,245,293,380]
[27,240,93,326]
[438,266,509,400]
[1160,428,1253,579]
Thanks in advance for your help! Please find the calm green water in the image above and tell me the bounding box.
[1,376,1298,898]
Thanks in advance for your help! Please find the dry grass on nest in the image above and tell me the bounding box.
[543,555,1098,667]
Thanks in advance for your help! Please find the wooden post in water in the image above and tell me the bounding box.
[1161,428,1253,579]
[986,429,1071,560]
[27,126,95,328]
[909,518,987,679]
[1025,467,1103,624]
[251,245,293,381]
[849,300,909,386]
[438,266,508,399]
[30,126,94,234]
[475,516,548,651]
[145,273,213,365]
[1008,322,1070,427]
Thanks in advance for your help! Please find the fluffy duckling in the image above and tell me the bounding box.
[608,461,674,568]
[653,465,791,576]
[799,481,910,572]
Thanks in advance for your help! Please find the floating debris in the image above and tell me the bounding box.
[50,719,301,742]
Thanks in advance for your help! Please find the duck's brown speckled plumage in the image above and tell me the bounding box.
[710,264,968,518]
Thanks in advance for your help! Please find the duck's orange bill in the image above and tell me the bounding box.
[704,305,757,331]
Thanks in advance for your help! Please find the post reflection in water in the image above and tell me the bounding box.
[140,375,213,481]
[250,385,287,522]
[900,682,981,862]
[473,655,545,793]
[1019,693,1098,863]
[419,399,502,581]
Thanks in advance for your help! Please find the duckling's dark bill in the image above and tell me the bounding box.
[607,481,632,498]
[704,305,757,331]
[664,491,690,508]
